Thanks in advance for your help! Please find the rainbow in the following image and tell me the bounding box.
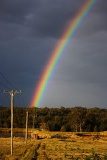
[31,0,96,107]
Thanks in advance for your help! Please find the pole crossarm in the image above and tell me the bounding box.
[4,89,21,96]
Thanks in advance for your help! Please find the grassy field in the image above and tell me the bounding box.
[0,131,107,159]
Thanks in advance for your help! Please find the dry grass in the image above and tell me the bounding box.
[0,137,39,160]
[0,131,107,159]
[0,128,32,133]
[36,135,107,159]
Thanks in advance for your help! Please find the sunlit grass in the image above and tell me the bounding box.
[0,131,107,159]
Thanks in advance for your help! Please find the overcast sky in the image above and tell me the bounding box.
[0,0,107,108]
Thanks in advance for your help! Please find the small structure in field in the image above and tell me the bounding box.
[31,133,39,139]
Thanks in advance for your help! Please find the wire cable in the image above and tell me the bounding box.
[0,71,16,89]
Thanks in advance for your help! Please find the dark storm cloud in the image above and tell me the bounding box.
[73,0,107,38]
[31,0,85,37]
[0,0,107,106]
[0,0,39,24]
[29,0,107,38]
[95,0,107,14]
[54,32,107,85]
[95,1,107,31]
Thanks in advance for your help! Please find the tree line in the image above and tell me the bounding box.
[0,106,107,132]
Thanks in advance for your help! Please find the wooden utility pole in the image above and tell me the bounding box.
[33,107,37,129]
[4,90,21,155]
[32,114,35,129]
[25,111,28,143]
[10,90,14,156]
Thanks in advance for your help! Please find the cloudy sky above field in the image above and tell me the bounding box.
[0,0,107,107]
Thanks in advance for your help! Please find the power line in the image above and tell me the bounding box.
[0,71,23,107]
[0,71,16,89]
[0,76,11,89]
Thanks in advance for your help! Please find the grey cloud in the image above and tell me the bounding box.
[30,0,85,37]
[0,0,39,24]
[0,0,107,107]
[31,0,107,38]
[95,0,107,14]
[41,80,107,107]
[53,30,107,86]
